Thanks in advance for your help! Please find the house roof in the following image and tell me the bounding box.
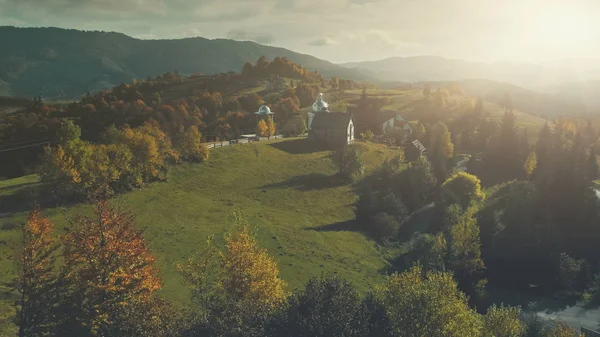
[378,110,399,123]
[311,112,352,129]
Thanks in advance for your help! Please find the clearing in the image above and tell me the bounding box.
[0,138,401,334]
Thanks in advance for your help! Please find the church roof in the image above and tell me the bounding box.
[311,112,352,129]
[255,104,274,115]
[312,93,329,113]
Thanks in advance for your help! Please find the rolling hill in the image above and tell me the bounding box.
[0,138,402,335]
[0,26,371,99]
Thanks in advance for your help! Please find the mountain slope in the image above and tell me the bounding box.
[342,56,568,90]
[0,26,370,99]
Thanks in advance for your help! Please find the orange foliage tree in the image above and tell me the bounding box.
[62,201,161,335]
[13,208,59,337]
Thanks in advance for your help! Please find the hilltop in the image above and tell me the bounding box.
[0,26,371,99]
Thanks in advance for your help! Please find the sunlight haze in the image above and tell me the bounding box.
[1,0,600,64]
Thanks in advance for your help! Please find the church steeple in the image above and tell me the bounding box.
[312,93,329,113]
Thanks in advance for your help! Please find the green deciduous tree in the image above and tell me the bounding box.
[483,305,525,337]
[377,265,483,337]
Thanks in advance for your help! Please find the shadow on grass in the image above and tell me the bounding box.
[307,220,359,232]
[261,173,347,191]
[268,138,330,155]
[0,183,56,216]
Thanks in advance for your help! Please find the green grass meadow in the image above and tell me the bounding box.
[0,138,401,334]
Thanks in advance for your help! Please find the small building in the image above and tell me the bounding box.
[380,110,412,136]
[310,112,355,146]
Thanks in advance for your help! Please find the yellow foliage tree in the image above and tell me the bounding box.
[267,118,276,138]
[63,201,161,335]
[178,125,209,162]
[524,152,537,178]
[221,216,286,311]
[256,119,268,137]
[14,208,59,337]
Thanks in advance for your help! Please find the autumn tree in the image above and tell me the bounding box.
[221,217,286,310]
[256,119,268,137]
[377,265,483,337]
[176,125,209,162]
[181,214,286,336]
[267,118,276,138]
[13,208,60,337]
[59,201,161,336]
[524,152,537,178]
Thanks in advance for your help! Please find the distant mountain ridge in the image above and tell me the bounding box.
[342,56,600,91]
[0,26,371,99]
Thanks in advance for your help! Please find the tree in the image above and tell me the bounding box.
[55,119,82,146]
[441,172,485,209]
[445,207,487,294]
[377,265,483,337]
[332,144,365,181]
[13,208,59,337]
[524,152,537,178]
[178,236,222,321]
[483,305,525,337]
[177,126,209,162]
[267,118,276,138]
[256,119,268,137]
[60,201,161,335]
[268,275,363,337]
[546,323,583,337]
[221,218,286,310]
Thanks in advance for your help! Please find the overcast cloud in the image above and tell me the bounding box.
[2,0,600,64]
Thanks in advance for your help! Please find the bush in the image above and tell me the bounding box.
[281,115,306,137]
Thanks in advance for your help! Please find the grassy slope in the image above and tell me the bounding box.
[0,138,400,333]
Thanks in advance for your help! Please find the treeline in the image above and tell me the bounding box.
[40,120,208,201]
[0,56,351,179]
[242,56,325,83]
[12,203,580,337]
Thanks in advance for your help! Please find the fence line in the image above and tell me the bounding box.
[204,135,283,149]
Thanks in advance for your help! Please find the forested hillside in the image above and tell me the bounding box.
[0,26,370,99]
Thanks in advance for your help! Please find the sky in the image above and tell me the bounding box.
[1,0,600,64]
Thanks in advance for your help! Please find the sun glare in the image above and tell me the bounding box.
[529,8,594,54]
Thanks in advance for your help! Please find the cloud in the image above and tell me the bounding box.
[184,28,202,38]
[309,37,338,47]
[7,0,167,15]
[226,28,274,44]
